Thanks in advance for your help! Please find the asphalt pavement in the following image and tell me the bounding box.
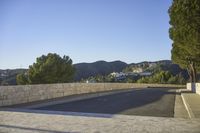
[2,88,200,133]
[35,88,177,117]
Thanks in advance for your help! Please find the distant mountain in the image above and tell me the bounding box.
[125,60,188,79]
[129,60,172,66]
[0,69,27,85]
[74,61,128,81]
[0,60,189,85]
[0,61,128,85]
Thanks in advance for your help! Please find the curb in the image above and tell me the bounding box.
[174,89,180,118]
[181,91,195,119]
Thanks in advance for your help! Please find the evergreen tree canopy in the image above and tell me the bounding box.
[17,53,75,84]
[169,0,200,82]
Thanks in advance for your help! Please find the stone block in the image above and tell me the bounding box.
[0,83,186,107]
[2,100,12,106]
[196,83,200,95]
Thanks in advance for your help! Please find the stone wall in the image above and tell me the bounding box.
[187,83,200,95]
[0,83,184,107]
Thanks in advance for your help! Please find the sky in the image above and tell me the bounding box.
[0,0,173,69]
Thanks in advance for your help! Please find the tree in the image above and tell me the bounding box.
[137,71,185,84]
[17,53,75,84]
[137,77,149,83]
[169,0,200,83]
[16,73,29,85]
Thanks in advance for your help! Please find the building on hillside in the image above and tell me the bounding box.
[139,72,152,76]
[110,72,127,77]
[132,68,143,73]
[110,72,127,81]
[126,72,138,76]
[110,72,118,77]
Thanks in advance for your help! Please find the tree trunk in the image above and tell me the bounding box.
[187,67,193,83]
[190,62,197,83]
[189,62,197,92]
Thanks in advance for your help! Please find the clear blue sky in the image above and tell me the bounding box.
[0,0,172,69]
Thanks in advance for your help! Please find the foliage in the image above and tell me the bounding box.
[83,74,115,83]
[169,0,200,82]
[16,73,29,85]
[16,53,75,84]
[1,60,194,85]
[0,69,26,85]
[137,71,186,84]
[84,70,186,85]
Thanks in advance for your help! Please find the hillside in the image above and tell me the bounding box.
[125,60,188,79]
[0,69,27,85]
[74,61,128,81]
[0,61,128,85]
[0,60,190,85]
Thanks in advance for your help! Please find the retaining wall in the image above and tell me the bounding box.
[0,83,185,107]
[187,83,200,95]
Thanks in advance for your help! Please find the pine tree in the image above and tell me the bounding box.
[17,53,75,84]
[169,0,200,82]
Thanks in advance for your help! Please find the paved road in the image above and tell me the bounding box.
[35,88,177,117]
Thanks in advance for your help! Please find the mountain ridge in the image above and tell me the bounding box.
[0,60,188,85]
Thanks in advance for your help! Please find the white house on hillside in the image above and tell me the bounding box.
[132,68,143,73]
[139,72,152,76]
